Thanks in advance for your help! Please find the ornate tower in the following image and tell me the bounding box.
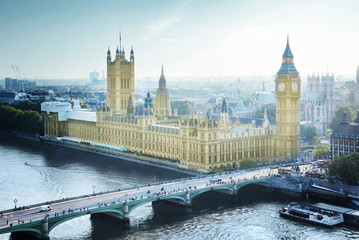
[220,98,229,123]
[106,36,135,115]
[154,64,171,118]
[275,36,301,159]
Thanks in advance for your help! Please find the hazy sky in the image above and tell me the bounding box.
[0,0,358,79]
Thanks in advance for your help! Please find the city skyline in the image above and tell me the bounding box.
[0,0,358,79]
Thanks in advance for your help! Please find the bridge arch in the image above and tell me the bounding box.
[236,179,272,193]
[128,195,187,215]
[48,209,124,233]
[190,186,234,201]
[8,227,42,238]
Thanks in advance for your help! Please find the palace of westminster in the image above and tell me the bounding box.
[41,37,301,172]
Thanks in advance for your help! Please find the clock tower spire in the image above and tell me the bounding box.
[275,36,301,160]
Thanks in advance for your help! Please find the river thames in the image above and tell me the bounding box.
[0,134,358,240]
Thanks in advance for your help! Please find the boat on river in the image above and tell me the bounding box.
[279,204,344,227]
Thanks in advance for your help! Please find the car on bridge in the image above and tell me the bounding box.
[39,205,51,212]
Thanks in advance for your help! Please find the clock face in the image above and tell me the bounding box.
[292,82,298,92]
[278,82,285,92]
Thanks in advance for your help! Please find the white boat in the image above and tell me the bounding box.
[279,204,344,227]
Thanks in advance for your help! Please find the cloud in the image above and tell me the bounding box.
[143,1,191,40]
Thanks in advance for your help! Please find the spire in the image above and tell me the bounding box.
[221,98,228,113]
[119,27,122,53]
[130,46,134,62]
[121,47,125,58]
[107,47,111,63]
[158,63,167,90]
[116,45,120,59]
[277,36,298,74]
[282,35,293,58]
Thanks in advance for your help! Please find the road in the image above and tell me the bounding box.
[0,163,311,230]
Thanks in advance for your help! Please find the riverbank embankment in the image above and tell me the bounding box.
[0,130,198,176]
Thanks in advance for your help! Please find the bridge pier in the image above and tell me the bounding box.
[123,201,130,229]
[233,182,239,203]
[41,218,50,240]
[185,190,192,213]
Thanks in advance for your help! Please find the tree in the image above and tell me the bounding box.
[253,102,276,124]
[171,100,195,115]
[330,104,359,129]
[80,102,90,109]
[240,158,255,168]
[313,144,330,159]
[312,136,321,145]
[0,103,44,134]
[328,153,359,185]
[300,125,317,142]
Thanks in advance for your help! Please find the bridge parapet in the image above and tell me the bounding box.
[0,172,273,239]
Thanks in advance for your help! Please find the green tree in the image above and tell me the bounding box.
[171,100,195,115]
[330,104,359,129]
[253,102,276,124]
[313,144,330,159]
[312,136,321,145]
[80,102,90,109]
[0,103,44,134]
[240,158,255,168]
[328,153,359,185]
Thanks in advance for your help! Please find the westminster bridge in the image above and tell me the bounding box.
[0,169,275,239]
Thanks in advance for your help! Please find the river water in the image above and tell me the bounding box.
[0,134,358,240]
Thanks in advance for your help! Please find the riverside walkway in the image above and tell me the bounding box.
[0,168,274,239]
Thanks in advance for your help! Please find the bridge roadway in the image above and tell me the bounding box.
[0,167,277,239]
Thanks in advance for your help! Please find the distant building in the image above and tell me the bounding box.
[4,78,35,90]
[154,64,171,118]
[302,72,340,137]
[330,111,359,158]
[0,92,16,103]
[90,70,105,85]
[5,78,13,89]
[357,66,359,88]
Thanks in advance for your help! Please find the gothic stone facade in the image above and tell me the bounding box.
[42,38,300,171]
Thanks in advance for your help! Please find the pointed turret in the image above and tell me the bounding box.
[221,98,228,113]
[130,46,134,62]
[282,35,293,58]
[107,47,111,63]
[121,47,125,59]
[278,36,298,74]
[158,63,167,90]
[116,46,120,59]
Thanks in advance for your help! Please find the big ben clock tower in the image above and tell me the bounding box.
[275,36,301,160]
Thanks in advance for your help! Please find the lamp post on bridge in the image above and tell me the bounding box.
[92,185,96,195]
[13,198,18,209]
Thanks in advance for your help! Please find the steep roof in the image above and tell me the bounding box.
[282,36,293,58]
